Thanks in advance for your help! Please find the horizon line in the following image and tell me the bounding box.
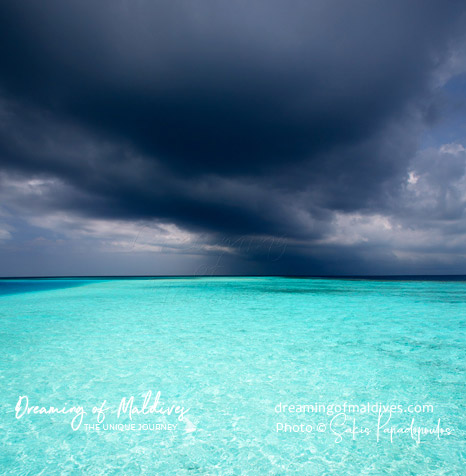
[1,274,466,281]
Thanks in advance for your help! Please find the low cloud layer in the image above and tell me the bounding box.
[1,0,466,275]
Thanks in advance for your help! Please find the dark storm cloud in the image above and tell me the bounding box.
[1,0,466,274]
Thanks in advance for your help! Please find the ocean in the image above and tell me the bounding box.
[1,277,465,475]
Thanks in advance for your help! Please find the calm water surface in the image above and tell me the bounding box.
[1,277,465,475]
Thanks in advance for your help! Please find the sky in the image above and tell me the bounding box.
[1,0,466,276]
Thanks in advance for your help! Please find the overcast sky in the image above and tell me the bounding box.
[1,0,466,276]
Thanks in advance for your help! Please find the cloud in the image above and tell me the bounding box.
[0,227,12,242]
[0,0,466,274]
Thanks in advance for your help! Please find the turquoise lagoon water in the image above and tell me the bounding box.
[0,277,465,475]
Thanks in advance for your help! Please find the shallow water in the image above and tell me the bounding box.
[1,277,465,475]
